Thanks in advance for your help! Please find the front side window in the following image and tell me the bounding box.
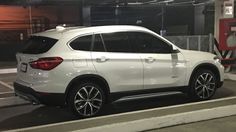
[92,31,171,53]
[133,32,172,53]
[101,32,135,53]
[70,35,92,51]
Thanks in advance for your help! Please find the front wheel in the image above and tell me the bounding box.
[68,82,105,118]
[189,69,217,101]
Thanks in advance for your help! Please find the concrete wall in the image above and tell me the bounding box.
[0,41,26,61]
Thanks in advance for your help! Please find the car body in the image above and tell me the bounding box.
[14,25,224,117]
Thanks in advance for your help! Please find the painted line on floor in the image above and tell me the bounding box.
[6,96,236,132]
[0,68,17,74]
[0,91,14,95]
[0,96,16,100]
[0,91,14,98]
[0,81,14,90]
[226,73,236,81]
[0,97,30,109]
[76,105,236,132]
[0,97,12,100]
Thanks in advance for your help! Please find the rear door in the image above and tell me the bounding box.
[91,32,143,93]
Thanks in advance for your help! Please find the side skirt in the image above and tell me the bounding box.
[108,86,188,103]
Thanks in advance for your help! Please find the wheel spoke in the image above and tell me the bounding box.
[81,87,89,98]
[88,103,94,115]
[196,79,203,85]
[202,88,205,98]
[83,103,88,115]
[205,87,210,98]
[77,92,86,100]
[207,76,213,83]
[93,98,102,102]
[207,86,214,91]
[204,73,209,81]
[200,75,205,82]
[75,99,84,104]
[88,87,95,98]
[90,103,100,109]
[91,91,99,100]
[195,85,203,90]
[76,102,87,111]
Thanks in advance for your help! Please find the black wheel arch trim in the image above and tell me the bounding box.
[189,63,221,88]
[65,74,110,104]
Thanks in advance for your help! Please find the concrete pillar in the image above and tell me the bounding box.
[194,5,205,35]
[82,6,91,26]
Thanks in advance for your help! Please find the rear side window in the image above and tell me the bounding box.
[21,36,58,54]
[70,35,92,51]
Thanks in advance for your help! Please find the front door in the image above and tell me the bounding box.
[133,32,186,89]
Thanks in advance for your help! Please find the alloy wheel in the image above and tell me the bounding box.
[74,85,103,117]
[194,72,216,99]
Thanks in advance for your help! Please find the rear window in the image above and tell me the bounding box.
[21,36,58,54]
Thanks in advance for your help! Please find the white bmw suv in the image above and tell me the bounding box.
[14,25,224,118]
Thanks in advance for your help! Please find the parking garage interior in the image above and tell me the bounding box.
[0,0,236,131]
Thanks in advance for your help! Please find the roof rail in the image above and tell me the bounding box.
[56,24,66,31]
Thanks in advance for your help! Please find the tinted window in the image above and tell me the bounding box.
[101,32,135,53]
[133,32,171,53]
[21,36,58,54]
[70,35,92,51]
[93,34,106,52]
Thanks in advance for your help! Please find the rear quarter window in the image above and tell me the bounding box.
[69,35,92,51]
[21,36,58,54]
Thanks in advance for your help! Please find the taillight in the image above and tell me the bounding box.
[29,57,63,70]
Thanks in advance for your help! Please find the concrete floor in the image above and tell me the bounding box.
[146,115,236,132]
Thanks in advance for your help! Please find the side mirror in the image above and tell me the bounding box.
[168,45,174,53]
[170,45,179,53]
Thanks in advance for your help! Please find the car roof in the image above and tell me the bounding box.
[33,25,151,39]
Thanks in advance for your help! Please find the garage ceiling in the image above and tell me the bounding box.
[0,0,215,6]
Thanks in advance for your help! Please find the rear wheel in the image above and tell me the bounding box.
[68,82,105,118]
[189,69,217,101]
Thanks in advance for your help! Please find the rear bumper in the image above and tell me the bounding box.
[14,82,65,106]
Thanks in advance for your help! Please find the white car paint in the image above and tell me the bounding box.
[15,25,224,95]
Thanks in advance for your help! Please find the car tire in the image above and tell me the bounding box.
[189,69,217,101]
[68,81,105,118]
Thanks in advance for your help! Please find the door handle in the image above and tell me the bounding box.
[96,57,109,62]
[145,57,155,63]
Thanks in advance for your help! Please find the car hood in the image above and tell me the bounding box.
[180,49,215,61]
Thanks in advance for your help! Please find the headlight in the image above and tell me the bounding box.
[214,56,221,63]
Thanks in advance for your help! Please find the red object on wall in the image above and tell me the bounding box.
[219,18,236,50]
